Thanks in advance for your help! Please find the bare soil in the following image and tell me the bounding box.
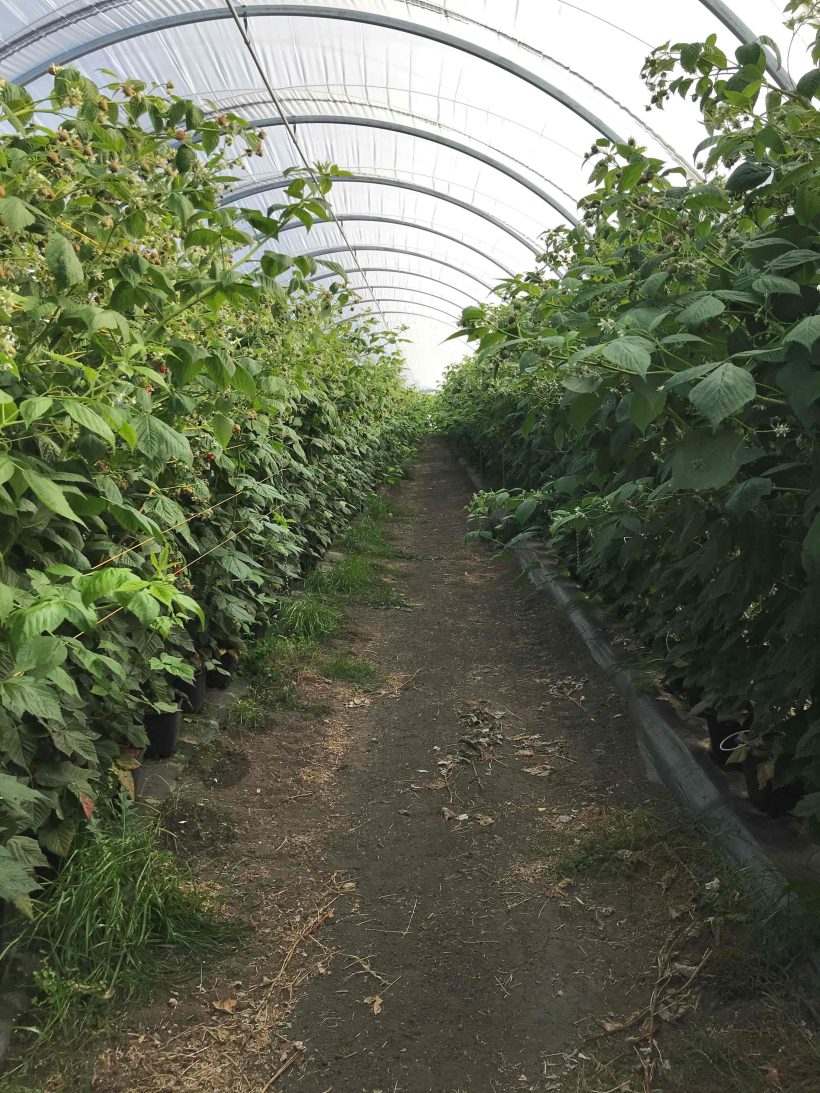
[75,439,815,1093]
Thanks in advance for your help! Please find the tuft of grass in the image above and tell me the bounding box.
[270,593,341,643]
[320,653,382,690]
[554,806,713,879]
[306,554,380,597]
[363,492,400,521]
[337,515,395,558]
[3,795,232,1048]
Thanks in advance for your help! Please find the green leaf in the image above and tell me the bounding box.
[670,431,743,491]
[134,414,193,465]
[0,195,35,231]
[231,362,257,399]
[5,835,48,871]
[44,232,84,288]
[63,400,116,446]
[0,845,40,915]
[802,513,820,577]
[569,391,603,432]
[0,772,45,818]
[725,477,773,518]
[21,468,84,523]
[20,396,53,425]
[629,386,666,435]
[175,144,197,173]
[211,412,233,449]
[601,336,653,376]
[751,274,801,296]
[48,726,99,763]
[792,791,820,820]
[725,159,772,193]
[126,588,160,625]
[38,817,77,858]
[514,497,538,526]
[74,567,143,605]
[783,314,820,349]
[796,68,820,99]
[678,294,725,327]
[1,677,64,722]
[688,362,756,426]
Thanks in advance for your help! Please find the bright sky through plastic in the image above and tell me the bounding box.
[1,1,812,386]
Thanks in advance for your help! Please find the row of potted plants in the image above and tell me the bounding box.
[438,9,820,831]
[0,67,428,913]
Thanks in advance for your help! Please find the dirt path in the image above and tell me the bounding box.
[87,439,813,1093]
[280,440,668,1092]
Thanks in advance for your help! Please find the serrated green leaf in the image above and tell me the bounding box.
[670,431,743,491]
[63,400,116,446]
[21,468,84,523]
[134,414,193,465]
[44,232,84,288]
[689,362,756,426]
[0,195,35,230]
[678,295,725,327]
[0,845,40,915]
[74,567,144,605]
[783,314,820,348]
[601,336,653,376]
[725,477,773,518]
[725,159,772,193]
[211,412,233,449]
[751,274,801,296]
[20,395,53,425]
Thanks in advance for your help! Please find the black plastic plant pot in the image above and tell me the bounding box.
[742,754,804,818]
[176,666,207,713]
[144,711,181,759]
[205,664,231,690]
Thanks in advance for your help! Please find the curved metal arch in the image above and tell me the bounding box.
[228,114,577,225]
[314,279,474,311]
[348,307,458,329]
[344,299,460,323]
[375,310,457,328]
[323,285,472,311]
[229,172,540,255]
[277,213,514,275]
[699,1,793,89]
[10,4,623,148]
[310,247,496,291]
[309,265,484,300]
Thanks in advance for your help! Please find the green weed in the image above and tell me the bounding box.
[306,554,381,597]
[320,653,382,690]
[337,515,395,558]
[270,594,341,643]
[554,806,713,879]
[3,796,232,1048]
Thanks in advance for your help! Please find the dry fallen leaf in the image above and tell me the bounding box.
[599,1011,641,1034]
[523,765,554,777]
[212,998,238,1014]
[364,994,383,1015]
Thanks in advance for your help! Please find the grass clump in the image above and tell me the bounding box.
[3,795,231,1047]
[306,554,381,597]
[320,653,382,690]
[555,806,710,878]
[271,593,341,643]
[338,515,394,557]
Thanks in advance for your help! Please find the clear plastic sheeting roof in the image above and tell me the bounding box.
[0,1,812,384]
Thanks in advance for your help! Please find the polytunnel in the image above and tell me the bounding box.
[0,1,812,384]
